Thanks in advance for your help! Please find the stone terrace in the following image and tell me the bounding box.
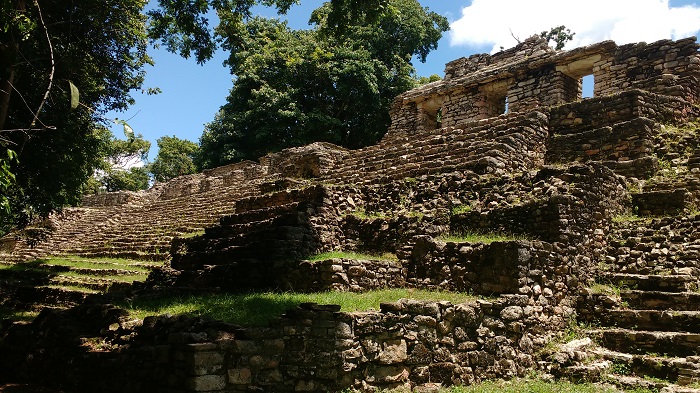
[1,36,700,393]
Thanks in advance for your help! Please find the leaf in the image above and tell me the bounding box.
[116,120,135,140]
[69,80,80,110]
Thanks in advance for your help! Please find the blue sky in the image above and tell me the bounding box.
[107,0,700,162]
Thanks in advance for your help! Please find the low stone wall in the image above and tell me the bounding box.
[0,294,570,393]
[81,191,143,207]
[406,238,590,306]
[549,90,698,136]
[547,117,656,166]
[279,258,406,292]
[604,214,700,275]
[261,142,349,179]
[596,37,700,104]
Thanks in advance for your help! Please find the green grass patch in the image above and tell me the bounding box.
[447,378,622,393]
[611,213,649,224]
[44,284,101,294]
[348,207,389,220]
[118,289,477,326]
[0,306,39,322]
[307,251,398,262]
[439,231,529,244]
[451,204,473,215]
[179,230,205,239]
[0,257,153,274]
[39,258,152,273]
[352,377,628,392]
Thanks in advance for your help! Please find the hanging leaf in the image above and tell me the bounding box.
[116,119,135,141]
[69,80,80,110]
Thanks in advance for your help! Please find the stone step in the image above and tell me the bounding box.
[599,309,700,333]
[218,202,304,226]
[74,250,168,262]
[601,273,699,292]
[604,373,700,393]
[591,328,700,357]
[47,275,116,291]
[13,285,93,310]
[594,348,700,387]
[621,290,700,311]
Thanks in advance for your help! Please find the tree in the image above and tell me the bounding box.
[540,25,575,50]
[0,0,151,231]
[94,125,151,193]
[102,167,150,192]
[197,0,448,168]
[147,0,300,64]
[148,135,199,182]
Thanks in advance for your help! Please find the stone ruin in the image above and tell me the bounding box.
[1,35,700,392]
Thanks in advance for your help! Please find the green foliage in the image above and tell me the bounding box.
[118,289,478,326]
[439,231,529,244]
[308,250,398,262]
[451,204,473,215]
[0,148,17,214]
[148,135,200,182]
[102,167,150,192]
[611,213,649,224]
[448,378,620,393]
[1,0,151,229]
[147,0,300,64]
[416,74,442,86]
[197,0,448,168]
[540,25,575,50]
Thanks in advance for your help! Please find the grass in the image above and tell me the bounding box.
[179,230,205,239]
[611,213,649,224]
[349,207,389,220]
[117,289,478,326]
[340,377,632,392]
[38,257,152,273]
[0,306,39,322]
[451,204,473,215]
[449,379,622,393]
[439,231,529,244]
[308,251,398,262]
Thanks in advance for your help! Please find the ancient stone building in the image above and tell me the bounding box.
[389,35,699,136]
[2,36,700,393]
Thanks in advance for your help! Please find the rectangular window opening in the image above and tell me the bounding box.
[582,74,595,98]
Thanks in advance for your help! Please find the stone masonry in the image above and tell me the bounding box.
[1,36,700,392]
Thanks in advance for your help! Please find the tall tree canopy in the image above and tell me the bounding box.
[0,0,446,233]
[149,135,200,182]
[0,0,151,231]
[197,0,448,168]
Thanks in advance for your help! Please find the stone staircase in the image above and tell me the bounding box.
[570,215,700,392]
[323,110,548,186]
[0,256,158,313]
[164,185,334,291]
[1,179,264,263]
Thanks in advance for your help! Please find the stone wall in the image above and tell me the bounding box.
[388,36,699,138]
[260,142,349,179]
[595,37,700,103]
[1,292,573,393]
[604,214,700,275]
[82,190,144,207]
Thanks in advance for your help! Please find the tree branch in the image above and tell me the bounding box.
[29,0,54,130]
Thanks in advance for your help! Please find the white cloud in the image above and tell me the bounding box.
[450,0,700,52]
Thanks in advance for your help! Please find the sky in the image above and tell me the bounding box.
[106,0,700,162]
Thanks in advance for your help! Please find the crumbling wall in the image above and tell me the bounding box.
[388,36,699,138]
[595,37,700,104]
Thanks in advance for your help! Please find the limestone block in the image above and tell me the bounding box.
[228,368,252,385]
[378,339,408,364]
[187,374,226,391]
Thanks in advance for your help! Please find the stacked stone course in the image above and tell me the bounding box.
[2,36,700,392]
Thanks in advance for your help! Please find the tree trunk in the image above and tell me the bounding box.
[0,43,17,131]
